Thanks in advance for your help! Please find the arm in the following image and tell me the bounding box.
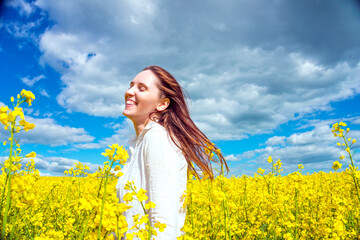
[143,130,182,239]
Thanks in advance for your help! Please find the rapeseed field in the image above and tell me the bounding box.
[1,90,359,240]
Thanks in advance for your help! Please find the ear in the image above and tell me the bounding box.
[156,98,170,111]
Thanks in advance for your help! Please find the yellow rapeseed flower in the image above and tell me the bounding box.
[20,89,35,106]
[136,189,148,202]
[339,122,347,127]
[332,161,342,171]
[257,168,265,175]
[154,222,166,232]
[123,192,135,204]
[26,152,37,158]
[145,201,156,210]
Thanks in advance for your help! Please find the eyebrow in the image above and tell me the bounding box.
[130,81,149,88]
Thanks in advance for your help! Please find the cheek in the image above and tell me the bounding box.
[142,96,160,109]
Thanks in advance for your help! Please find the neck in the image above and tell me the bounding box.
[133,118,152,137]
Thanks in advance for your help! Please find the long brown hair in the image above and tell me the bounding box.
[143,65,229,179]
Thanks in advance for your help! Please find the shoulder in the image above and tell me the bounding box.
[142,122,183,156]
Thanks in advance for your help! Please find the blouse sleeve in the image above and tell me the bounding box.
[143,130,183,239]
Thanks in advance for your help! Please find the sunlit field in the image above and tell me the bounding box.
[1,91,360,240]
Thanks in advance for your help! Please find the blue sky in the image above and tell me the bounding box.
[1,0,360,176]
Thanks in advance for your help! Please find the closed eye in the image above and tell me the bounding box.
[138,83,148,91]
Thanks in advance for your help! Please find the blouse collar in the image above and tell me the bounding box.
[130,121,159,146]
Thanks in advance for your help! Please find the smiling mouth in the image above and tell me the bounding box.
[126,99,137,106]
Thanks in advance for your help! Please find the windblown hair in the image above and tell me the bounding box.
[143,65,229,179]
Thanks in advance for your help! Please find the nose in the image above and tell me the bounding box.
[125,85,135,99]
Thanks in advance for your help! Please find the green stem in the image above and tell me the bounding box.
[294,188,298,240]
[223,199,227,240]
[78,178,81,199]
[189,180,194,235]
[116,215,120,240]
[79,212,91,240]
[0,172,9,216]
[129,185,152,240]
[342,135,360,203]
[97,161,114,240]
[97,174,104,198]
[1,119,16,239]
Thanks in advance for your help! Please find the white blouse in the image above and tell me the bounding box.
[116,121,188,239]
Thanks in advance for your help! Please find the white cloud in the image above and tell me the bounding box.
[3,19,42,45]
[16,0,357,141]
[228,120,360,175]
[22,156,101,176]
[38,172,52,176]
[23,117,95,146]
[0,116,95,146]
[0,154,114,176]
[5,0,35,17]
[182,49,360,139]
[32,110,40,116]
[40,89,50,97]
[0,154,101,176]
[350,116,360,125]
[104,122,122,130]
[42,112,52,118]
[266,136,286,146]
[23,108,33,115]
[76,118,134,149]
[224,154,239,161]
[21,75,45,87]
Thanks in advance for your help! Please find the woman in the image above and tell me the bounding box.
[116,65,228,239]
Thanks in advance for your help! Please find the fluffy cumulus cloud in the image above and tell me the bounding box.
[0,116,95,146]
[182,50,360,139]
[28,156,101,176]
[76,118,135,149]
[8,0,360,141]
[0,155,99,176]
[229,120,360,175]
[0,103,93,147]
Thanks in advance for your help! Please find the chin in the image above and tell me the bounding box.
[123,110,131,118]
[123,110,136,120]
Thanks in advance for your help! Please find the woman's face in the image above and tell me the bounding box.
[123,70,163,124]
